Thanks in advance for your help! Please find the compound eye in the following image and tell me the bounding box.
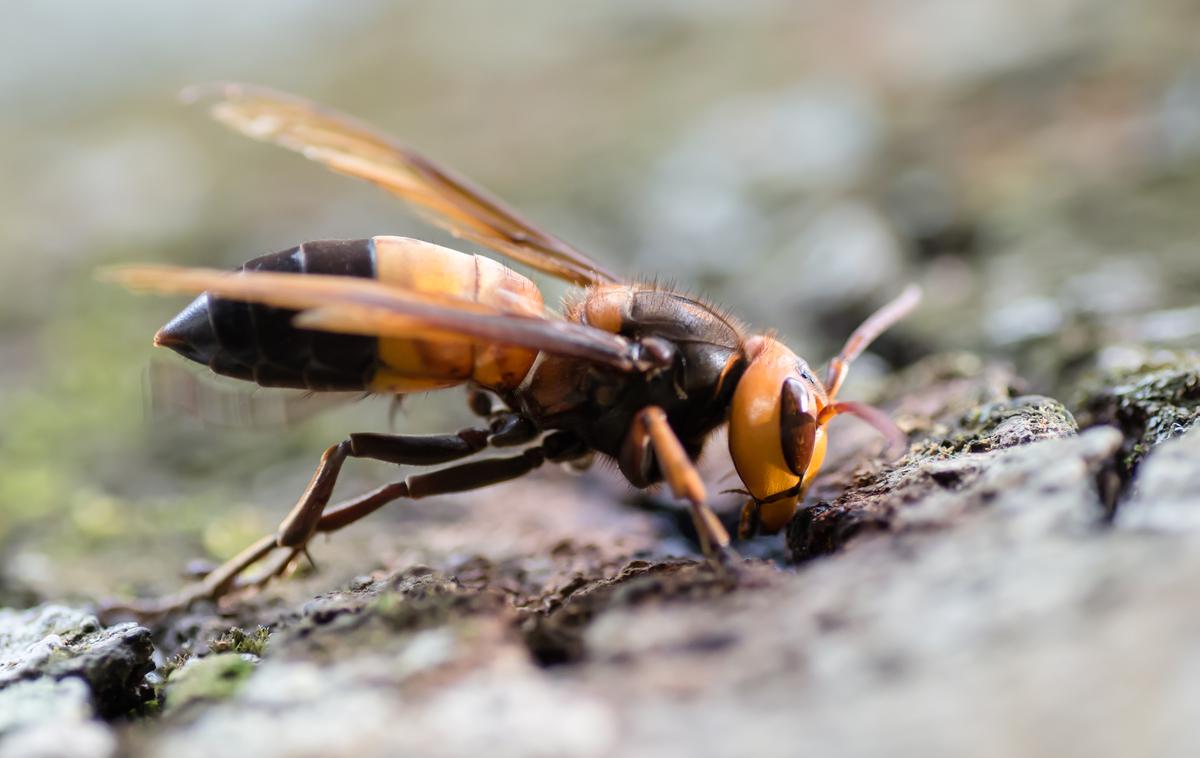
[780,377,817,476]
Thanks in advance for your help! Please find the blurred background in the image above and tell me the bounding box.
[3,0,1200,604]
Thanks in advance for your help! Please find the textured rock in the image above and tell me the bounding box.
[1076,353,1200,476]
[13,356,1200,758]
[149,653,620,758]
[107,356,1170,757]
[1118,426,1200,532]
[0,679,116,758]
[138,422,1192,758]
[789,354,1077,560]
[0,606,153,758]
[570,423,1200,758]
[0,605,154,717]
[161,653,258,715]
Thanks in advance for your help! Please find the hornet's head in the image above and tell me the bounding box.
[726,286,920,539]
[727,335,830,537]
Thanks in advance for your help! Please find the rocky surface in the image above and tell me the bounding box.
[0,679,117,758]
[1077,353,1200,478]
[5,354,1200,756]
[4,2,1200,755]
[0,606,154,758]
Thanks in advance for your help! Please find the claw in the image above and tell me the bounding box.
[707,543,744,588]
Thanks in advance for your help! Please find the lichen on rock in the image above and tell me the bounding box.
[161,653,258,716]
[1076,352,1200,477]
[0,605,154,717]
[0,605,155,757]
[788,355,1083,561]
[0,678,116,758]
[1116,426,1200,532]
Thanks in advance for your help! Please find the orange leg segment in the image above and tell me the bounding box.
[635,406,736,563]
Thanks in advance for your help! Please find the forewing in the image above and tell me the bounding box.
[183,82,621,287]
[104,265,639,371]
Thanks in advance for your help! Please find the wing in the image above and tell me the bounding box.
[146,358,363,429]
[103,264,640,371]
[181,82,622,288]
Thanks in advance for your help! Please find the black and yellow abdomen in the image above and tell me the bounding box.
[155,236,544,393]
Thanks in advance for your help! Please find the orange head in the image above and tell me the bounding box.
[727,336,830,536]
[726,286,920,538]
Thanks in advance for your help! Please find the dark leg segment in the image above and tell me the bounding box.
[309,447,548,541]
[273,411,541,550]
[111,424,562,618]
[199,449,551,605]
[315,433,581,537]
[276,426,492,548]
[406,448,544,497]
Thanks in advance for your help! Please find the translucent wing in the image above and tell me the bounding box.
[104,265,640,371]
[183,82,622,287]
[146,358,363,429]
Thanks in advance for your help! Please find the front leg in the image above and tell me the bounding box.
[622,406,738,566]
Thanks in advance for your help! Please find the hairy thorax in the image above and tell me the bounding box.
[515,284,748,461]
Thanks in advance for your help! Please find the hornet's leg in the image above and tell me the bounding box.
[250,431,583,595]
[276,427,488,549]
[277,413,536,550]
[234,444,566,596]
[623,406,737,566]
[102,417,543,619]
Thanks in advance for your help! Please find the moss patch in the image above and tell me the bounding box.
[1076,354,1200,478]
[207,626,271,657]
[933,395,1077,456]
[162,653,256,715]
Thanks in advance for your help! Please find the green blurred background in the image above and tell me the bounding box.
[3,0,1200,603]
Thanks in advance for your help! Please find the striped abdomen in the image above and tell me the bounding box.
[154,237,544,393]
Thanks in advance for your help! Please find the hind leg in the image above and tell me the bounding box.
[102,418,542,619]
